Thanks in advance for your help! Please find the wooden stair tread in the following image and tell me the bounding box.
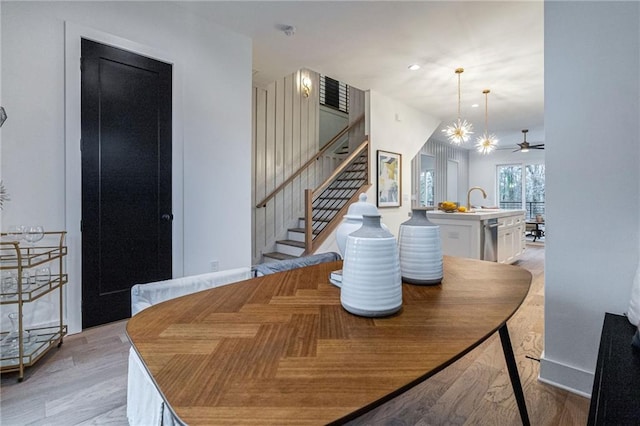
[262,252,298,260]
[289,227,320,234]
[276,239,305,248]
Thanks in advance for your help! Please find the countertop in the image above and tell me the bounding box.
[427,209,526,221]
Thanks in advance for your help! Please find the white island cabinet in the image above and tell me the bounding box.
[426,209,526,264]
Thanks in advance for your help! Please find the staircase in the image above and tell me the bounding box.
[263,146,369,261]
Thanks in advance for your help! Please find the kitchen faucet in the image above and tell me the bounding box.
[467,186,487,211]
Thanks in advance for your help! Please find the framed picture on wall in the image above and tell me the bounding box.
[376,150,401,208]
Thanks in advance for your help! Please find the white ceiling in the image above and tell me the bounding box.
[178,1,544,149]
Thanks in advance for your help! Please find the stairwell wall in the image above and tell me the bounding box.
[253,69,321,264]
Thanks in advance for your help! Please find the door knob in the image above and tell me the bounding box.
[161,213,173,221]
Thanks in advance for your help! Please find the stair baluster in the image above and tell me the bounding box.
[258,116,369,262]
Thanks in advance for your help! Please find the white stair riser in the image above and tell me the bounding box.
[288,230,305,242]
[276,243,305,257]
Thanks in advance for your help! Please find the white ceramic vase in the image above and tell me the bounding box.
[335,193,388,256]
[398,209,443,285]
[341,215,402,317]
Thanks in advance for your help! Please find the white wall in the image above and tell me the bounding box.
[1,2,252,333]
[0,1,3,192]
[468,148,545,208]
[541,2,640,395]
[315,90,441,255]
[319,105,348,146]
[252,70,321,265]
[367,91,441,236]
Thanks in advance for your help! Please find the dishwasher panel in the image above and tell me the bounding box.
[482,218,499,261]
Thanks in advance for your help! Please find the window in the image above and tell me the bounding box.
[418,154,435,207]
[498,163,545,219]
[525,164,545,219]
[320,75,349,113]
[498,164,522,209]
[419,169,435,207]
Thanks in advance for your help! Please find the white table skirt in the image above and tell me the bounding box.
[127,267,253,425]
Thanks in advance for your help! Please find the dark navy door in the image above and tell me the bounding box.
[81,38,172,328]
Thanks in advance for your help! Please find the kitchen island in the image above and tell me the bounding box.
[427,209,526,263]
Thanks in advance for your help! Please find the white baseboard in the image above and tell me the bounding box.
[539,351,594,398]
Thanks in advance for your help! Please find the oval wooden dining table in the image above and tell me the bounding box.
[127,256,532,425]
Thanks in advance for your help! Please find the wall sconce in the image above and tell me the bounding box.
[301,77,311,98]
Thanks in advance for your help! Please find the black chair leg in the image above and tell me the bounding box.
[499,324,530,426]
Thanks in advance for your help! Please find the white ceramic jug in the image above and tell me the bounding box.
[340,215,402,317]
[335,193,388,256]
[398,209,443,285]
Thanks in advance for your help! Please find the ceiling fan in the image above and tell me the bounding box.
[514,129,544,152]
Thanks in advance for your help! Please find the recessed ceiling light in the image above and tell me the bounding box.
[408,64,421,71]
[471,103,480,108]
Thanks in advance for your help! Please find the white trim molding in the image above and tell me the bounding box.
[539,350,594,398]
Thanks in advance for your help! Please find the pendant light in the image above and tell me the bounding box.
[443,68,473,145]
[475,89,498,154]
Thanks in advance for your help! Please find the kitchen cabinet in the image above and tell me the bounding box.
[0,231,67,381]
[497,214,525,264]
[427,209,526,264]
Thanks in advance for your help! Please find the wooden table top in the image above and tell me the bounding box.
[127,256,532,425]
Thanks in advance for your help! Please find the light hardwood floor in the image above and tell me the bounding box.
[348,245,590,425]
[0,245,590,425]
